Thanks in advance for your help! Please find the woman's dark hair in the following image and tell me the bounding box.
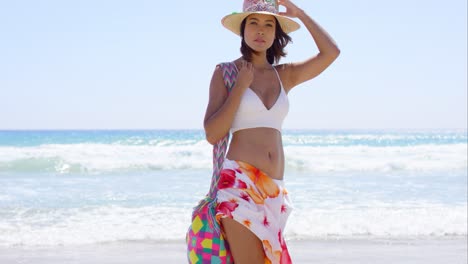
[240,17,292,64]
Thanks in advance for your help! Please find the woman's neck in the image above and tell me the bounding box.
[248,54,271,69]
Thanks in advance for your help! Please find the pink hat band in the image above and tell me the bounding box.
[244,0,278,13]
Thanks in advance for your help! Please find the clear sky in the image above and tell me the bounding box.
[1,0,466,130]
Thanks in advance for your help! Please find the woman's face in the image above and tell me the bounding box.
[243,14,276,52]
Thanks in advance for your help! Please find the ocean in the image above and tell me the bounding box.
[0,129,466,247]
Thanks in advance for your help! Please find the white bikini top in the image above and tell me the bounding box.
[230,66,289,134]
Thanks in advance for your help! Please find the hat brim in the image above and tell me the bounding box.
[221,11,300,36]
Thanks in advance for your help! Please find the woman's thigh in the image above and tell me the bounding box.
[221,217,265,264]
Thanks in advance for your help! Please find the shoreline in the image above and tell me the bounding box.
[0,237,466,264]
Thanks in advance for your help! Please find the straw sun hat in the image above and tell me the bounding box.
[221,0,300,36]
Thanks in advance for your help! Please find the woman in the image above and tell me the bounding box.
[203,0,340,263]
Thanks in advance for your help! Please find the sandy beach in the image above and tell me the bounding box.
[0,238,465,264]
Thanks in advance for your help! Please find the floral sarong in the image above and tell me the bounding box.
[216,158,293,264]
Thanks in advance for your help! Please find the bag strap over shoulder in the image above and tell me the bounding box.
[220,62,238,94]
[192,62,238,235]
[208,62,238,198]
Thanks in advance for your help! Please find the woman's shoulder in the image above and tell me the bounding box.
[217,59,239,66]
[210,60,238,82]
[216,60,240,73]
[273,63,295,91]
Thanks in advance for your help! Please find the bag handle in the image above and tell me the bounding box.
[192,62,238,235]
[207,62,238,198]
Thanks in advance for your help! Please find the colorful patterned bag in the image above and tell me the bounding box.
[186,62,238,264]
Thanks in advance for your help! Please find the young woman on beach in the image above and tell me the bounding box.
[202,0,340,263]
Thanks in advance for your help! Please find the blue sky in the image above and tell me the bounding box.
[1,0,466,130]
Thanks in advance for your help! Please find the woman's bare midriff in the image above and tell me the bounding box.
[226,127,285,180]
